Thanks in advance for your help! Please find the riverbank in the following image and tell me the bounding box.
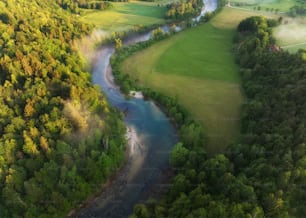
[70,0,218,217]
[72,25,178,218]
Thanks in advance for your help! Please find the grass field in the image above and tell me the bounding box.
[230,0,298,12]
[80,1,167,31]
[121,11,246,153]
[273,18,306,52]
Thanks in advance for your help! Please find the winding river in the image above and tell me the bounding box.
[74,0,217,217]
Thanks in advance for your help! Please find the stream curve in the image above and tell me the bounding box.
[74,0,217,217]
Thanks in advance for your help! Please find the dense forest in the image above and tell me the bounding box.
[130,16,306,217]
[0,0,126,217]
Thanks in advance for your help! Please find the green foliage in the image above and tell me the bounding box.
[151,27,164,40]
[237,16,268,32]
[0,0,126,217]
[231,16,306,217]
[170,143,189,167]
[165,0,203,20]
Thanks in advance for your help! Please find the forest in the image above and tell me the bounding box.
[129,16,306,218]
[0,0,126,217]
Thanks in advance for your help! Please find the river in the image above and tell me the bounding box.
[74,0,217,217]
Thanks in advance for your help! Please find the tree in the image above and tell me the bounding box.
[170,143,189,167]
[23,131,39,156]
[115,38,122,50]
[133,204,149,218]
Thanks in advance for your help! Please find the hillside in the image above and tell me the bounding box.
[0,1,126,217]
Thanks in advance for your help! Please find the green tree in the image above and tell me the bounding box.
[170,143,189,167]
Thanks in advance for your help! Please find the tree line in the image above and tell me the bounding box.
[55,0,113,13]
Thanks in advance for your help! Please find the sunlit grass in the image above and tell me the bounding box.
[80,1,167,31]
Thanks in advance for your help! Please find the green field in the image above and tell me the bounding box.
[230,0,298,12]
[121,12,245,153]
[80,1,167,31]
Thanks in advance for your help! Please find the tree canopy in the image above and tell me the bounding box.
[0,0,126,217]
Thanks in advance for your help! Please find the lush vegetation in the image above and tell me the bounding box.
[120,15,242,152]
[130,16,306,218]
[0,0,127,217]
[165,0,203,19]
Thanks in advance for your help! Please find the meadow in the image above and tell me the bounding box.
[121,11,245,153]
[80,1,167,31]
[230,0,298,12]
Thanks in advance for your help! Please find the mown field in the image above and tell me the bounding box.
[80,1,167,31]
[121,10,246,153]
